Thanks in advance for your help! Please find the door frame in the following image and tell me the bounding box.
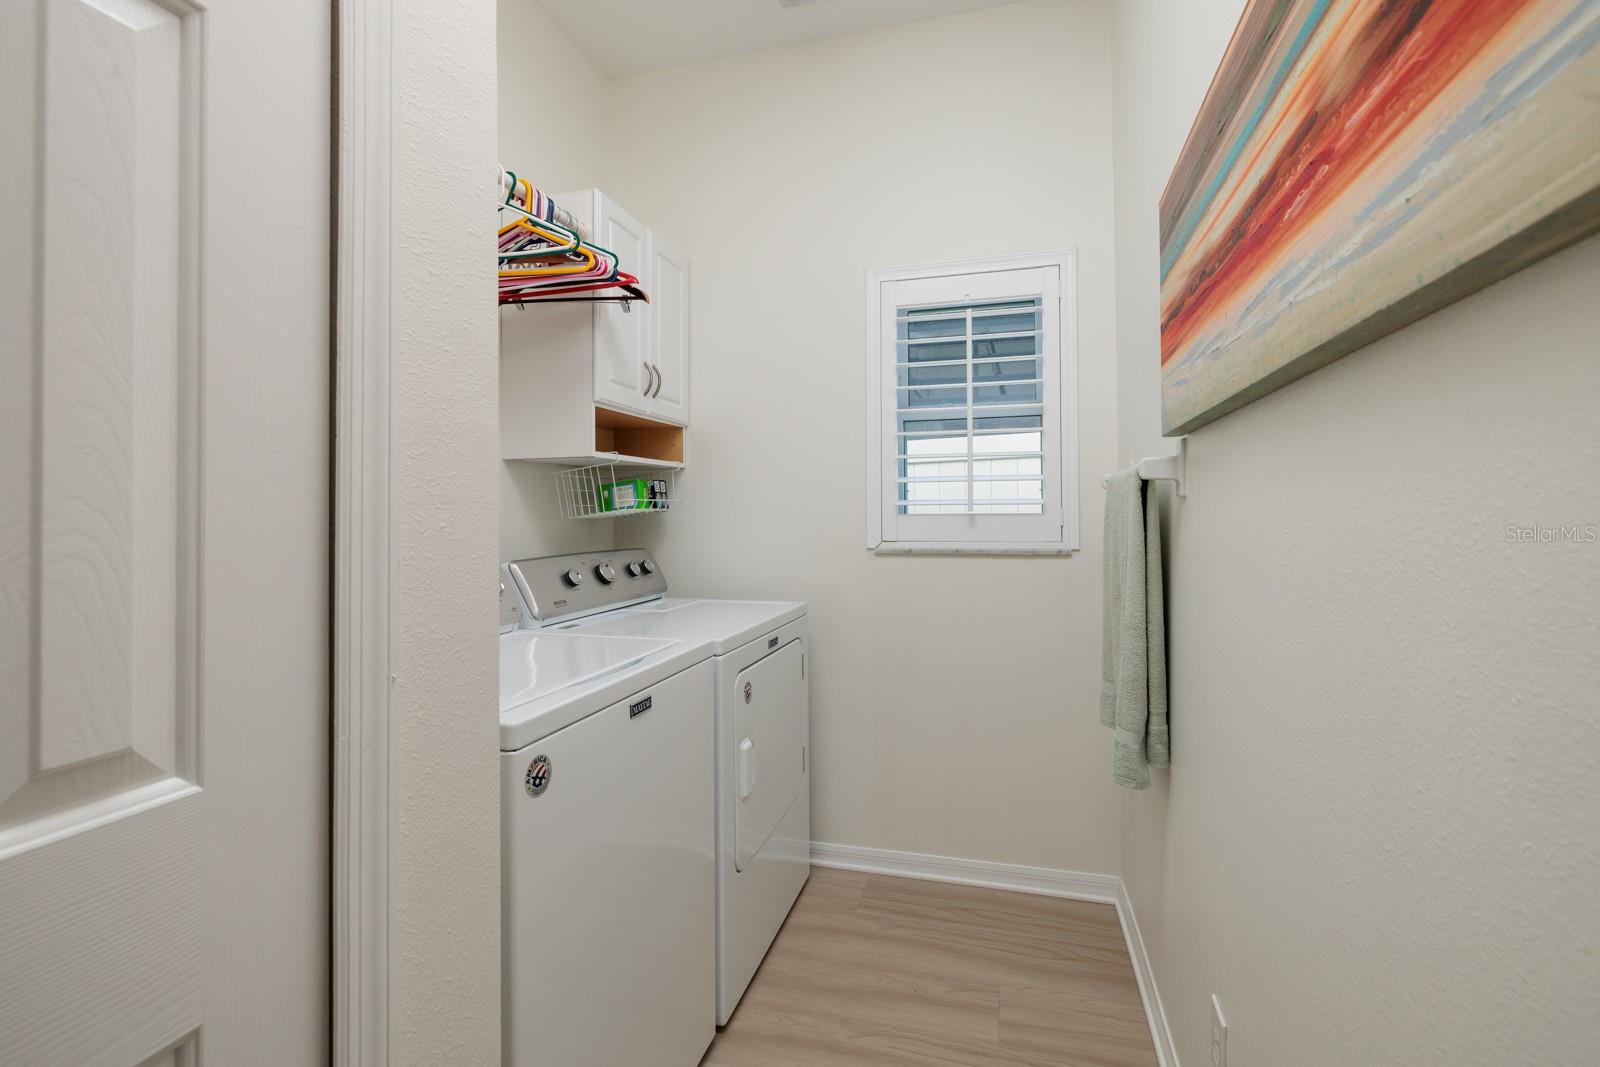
[333,0,395,1063]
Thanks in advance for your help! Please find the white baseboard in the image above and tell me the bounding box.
[810,841,1119,902]
[810,841,1177,1067]
[1116,879,1178,1067]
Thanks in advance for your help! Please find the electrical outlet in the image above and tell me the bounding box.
[1210,994,1228,1067]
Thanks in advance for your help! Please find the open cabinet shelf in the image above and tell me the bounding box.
[594,406,684,466]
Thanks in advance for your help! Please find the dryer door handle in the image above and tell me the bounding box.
[738,738,756,800]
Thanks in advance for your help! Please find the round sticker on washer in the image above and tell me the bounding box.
[525,755,552,797]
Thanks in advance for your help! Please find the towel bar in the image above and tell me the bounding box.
[1101,437,1186,498]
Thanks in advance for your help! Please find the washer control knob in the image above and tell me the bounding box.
[640,559,657,575]
[595,562,617,584]
[625,561,643,578]
[562,568,584,587]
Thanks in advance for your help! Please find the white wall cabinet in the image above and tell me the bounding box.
[501,189,689,467]
[559,189,690,427]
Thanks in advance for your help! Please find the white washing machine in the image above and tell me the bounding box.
[506,549,811,1026]
[498,576,716,1067]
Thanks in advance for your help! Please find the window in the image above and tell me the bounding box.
[866,252,1077,552]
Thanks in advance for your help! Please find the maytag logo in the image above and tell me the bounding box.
[629,696,653,718]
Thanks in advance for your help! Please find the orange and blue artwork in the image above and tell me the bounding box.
[1159,0,1600,434]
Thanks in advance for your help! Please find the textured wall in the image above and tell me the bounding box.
[497,0,616,562]
[1111,1,1600,1062]
[607,0,1126,875]
[393,0,502,1062]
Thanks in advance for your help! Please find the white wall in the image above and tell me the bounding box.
[606,0,1125,874]
[1111,2,1600,1064]
[393,0,502,1062]
[497,0,614,561]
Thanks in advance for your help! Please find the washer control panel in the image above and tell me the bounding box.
[504,548,667,626]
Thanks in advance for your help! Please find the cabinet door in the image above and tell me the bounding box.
[592,194,651,416]
[649,238,690,426]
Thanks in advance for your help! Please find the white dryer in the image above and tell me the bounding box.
[506,549,811,1026]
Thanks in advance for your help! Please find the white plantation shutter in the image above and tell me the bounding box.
[868,256,1077,551]
[897,299,1047,514]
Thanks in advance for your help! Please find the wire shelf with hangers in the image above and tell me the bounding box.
[497,166,650,309]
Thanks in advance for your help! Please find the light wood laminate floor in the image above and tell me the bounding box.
[701,867,1157,1067]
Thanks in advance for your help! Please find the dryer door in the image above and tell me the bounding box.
[733,640,806,872]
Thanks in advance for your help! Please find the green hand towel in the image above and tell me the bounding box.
[1100,469,1169,789]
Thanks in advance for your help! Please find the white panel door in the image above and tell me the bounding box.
[648,239,689,426]
[0,0,329,1063]
[591,193,652,416]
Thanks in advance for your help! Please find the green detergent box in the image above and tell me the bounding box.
[597,478,651,512]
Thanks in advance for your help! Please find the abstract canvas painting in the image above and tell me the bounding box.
[1159,0,1600,435]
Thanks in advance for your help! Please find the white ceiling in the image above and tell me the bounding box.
[535,0,1026,77]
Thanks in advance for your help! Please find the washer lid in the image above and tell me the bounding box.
[498,630,710,751]
[565,599,806,655]
[499,631,678,711]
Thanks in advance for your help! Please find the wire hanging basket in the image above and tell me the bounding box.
[553,460,679,520]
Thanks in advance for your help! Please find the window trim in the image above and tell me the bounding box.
[865,250,1079,555]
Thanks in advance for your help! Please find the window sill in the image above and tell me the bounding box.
[870,543,1077,557]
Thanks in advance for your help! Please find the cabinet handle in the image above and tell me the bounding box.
[649,363,662,399]
[641,364,654,397]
